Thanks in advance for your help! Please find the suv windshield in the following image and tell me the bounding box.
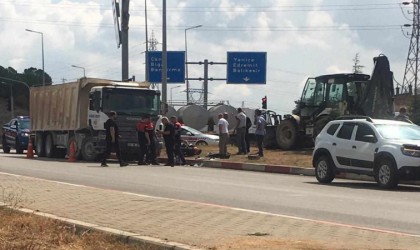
[19,120,31,130]
[375,124,420,140]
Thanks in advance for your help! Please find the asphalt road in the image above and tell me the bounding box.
[1,152,420,236]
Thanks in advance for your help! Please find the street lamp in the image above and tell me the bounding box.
[71,65,86,77]
[25,29,45,86]
[170,85,182,104]
[185,24,202,104]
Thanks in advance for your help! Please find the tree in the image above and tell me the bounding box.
[352,53,364,74]
[0,65,52,109]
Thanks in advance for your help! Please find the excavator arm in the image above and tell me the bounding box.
[357,54,394,119]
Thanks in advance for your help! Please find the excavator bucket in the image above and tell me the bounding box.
[360,55,394,119]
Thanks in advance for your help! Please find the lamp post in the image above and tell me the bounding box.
[25,29,45,86]
[71,65,86,77]
[170,85,182,104]
[184,24,202,104]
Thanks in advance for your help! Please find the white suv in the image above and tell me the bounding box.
[313,117,420,188]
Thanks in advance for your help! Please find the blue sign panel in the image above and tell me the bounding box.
[147,51,185,83]
[227,52,267,84]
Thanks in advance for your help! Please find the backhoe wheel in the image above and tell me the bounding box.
[35,132,45,157]
[315,155,335,183]
[276,119,298,150]
[375,157,399,189]
[314,116,332,139]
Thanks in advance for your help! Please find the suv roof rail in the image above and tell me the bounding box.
[336,115,373,123]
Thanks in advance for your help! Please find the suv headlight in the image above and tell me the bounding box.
[401,147,420,158]
[20,132,30,137]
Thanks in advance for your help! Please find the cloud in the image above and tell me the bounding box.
[0,0,408,114]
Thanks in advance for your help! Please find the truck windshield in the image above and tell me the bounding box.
[102,88,160,116]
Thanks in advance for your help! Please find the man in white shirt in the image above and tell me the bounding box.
[235,108,247,155]
[218,113,229,157]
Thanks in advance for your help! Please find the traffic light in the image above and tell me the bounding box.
[262,96,267,109]
[7,98,11,111]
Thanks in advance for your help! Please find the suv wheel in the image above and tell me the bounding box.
[2,136,11,153]
[315,155,335,183]
[375,158,399,189]
[15,138,23,154]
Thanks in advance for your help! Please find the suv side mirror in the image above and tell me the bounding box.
[363,134,377,143]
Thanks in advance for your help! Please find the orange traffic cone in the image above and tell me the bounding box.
[68,141,76,162]
[26,139,34,159]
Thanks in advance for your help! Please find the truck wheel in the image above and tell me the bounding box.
[35,132,45,157]
[375,157,399,189]
[45,133,56,158]
[81,137,98,161]
[276,119,298,150]
[15,139,23,154]
[2,137,11,153]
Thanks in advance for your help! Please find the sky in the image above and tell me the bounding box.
[0,0,413,114]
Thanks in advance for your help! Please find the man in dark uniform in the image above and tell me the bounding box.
[157,117,175,167]
[145,117,159,165]
[136,116,149,165]
[170,116,186,166]
[101,111,128,167]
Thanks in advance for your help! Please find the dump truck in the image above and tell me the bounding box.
[30,78,161,161]
[276,54,395,149]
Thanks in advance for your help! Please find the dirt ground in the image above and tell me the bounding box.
[0,207,156,250]
[215,236,342,250]
[0,207,337,250]
[195,145,313,168]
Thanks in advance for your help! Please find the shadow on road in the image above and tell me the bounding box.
[306,181,420,192]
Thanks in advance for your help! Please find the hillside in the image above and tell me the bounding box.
[0,96,29,126]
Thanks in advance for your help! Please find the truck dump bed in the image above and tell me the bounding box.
[30,78,149,131]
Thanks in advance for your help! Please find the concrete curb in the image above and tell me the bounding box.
[1,203,202,250]
[163,158,420,186]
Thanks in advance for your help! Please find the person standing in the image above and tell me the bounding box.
[218,113,229,157]
[170,116,186,166]
[235,108,247,155]
[254,109,266,157]
[101,111,128,167]
[394,107,413,123]
[136,116,148,165]
[145,117,159,165]
[245,116,252,153]
[158,117,175,167]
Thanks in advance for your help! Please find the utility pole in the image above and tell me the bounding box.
[402,1,420,95]
[144,0,149,82]
[352,53,364,73]
[121,0,130,81]
[161,0,168,113]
